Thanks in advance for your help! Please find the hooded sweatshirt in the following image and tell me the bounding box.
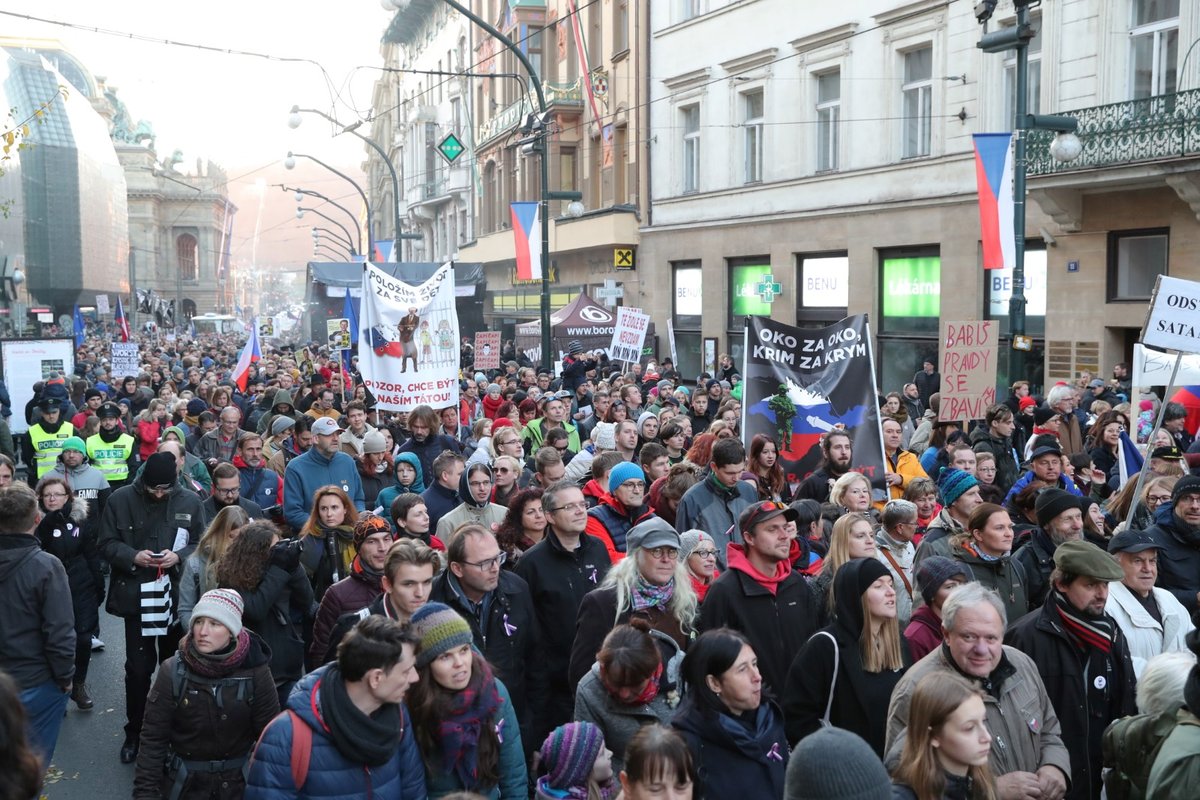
[434,463,506,540]
[725,542,791,596]
[375,452,426,522]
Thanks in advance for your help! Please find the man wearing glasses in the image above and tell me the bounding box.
[430,523,542,752]
[202,462,266,521]
[585,462,652,564]
[435,463,507,541]
[515,480,612,744]
[98,451,205,764]
[1147,475,1200,615]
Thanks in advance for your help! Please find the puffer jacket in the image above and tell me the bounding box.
[236,456,284,511]
[243,666,427,800]
[584,495,655,563]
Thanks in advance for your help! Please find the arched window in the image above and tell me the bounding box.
[176,233,198,281]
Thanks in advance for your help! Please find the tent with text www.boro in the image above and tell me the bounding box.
[514,291,655,363]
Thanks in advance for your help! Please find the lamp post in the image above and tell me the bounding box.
[311,226,355,257]
[281,185,363,254]
[977,0,1081,385]
[314,243,346,262]
[286,151,374,256]
[297,206,358,256]
[434,0,583,370]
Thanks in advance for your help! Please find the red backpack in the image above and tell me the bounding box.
[250,710,312,790]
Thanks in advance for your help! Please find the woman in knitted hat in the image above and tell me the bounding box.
[784,557,910,757]
[677,529,720,603]
[133,588,279,799]
[671,628,788,799]
[297,485,360,601]
[903,556,974,662]
[407,602,527,798]
[534,721,619,800]
[914,469,982,562]
[34,475,102,711]
[892,673,997,800]
[574,619,679,777]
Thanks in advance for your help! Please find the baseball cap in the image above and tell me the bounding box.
[739,500,799,534]
[1107,529,1159,555]
[311,417,340,436]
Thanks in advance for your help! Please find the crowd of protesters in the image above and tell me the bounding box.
[3,330,1200,800]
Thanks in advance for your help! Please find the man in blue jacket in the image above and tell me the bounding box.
[283,416,364,532]
[245,615,427,799]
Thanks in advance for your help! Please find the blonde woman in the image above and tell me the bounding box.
[179,505,252,626]
[829,471,874,515]
[812,512,878,609]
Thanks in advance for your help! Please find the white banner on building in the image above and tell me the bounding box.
[1143,275,1200,354]
[609,307,650,363]
[358,262,460,411]
[96,295,110,315]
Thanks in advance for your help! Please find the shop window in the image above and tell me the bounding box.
[1108,228,1168,301]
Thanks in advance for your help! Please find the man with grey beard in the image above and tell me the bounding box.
[1014,488,1084,609]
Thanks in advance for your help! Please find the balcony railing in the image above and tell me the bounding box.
[477,79,585,146]
[1027,89,1200,176]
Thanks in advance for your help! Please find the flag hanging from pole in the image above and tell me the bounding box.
[972,133,1015,270]
[511,202,542,281]
[231,320,262,392]
[73,305,85,348]
[115,297,130,342]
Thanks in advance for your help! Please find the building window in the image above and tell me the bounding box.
[677,0,702,23]
[1003,23,1042,125]
[176,234,198,281]
[674,262,703,329]
[613,0,629,54]
[742,90,764,184]
[1130,0,1178,99]
[483,162,498,234]
[727,259,775,331]
[797,253,849,325]
[1108,228,1169,301]
[559,146,577,192]
[815,71,840,172]
[682,104,700,193]
[526,26,544,81]
[901,46,933,158]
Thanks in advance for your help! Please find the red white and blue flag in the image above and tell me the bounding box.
[972,133,1015,270]
[510,202,541,281]
[231,319,261,392]
[374,240,396,263]
[115,296,130,342]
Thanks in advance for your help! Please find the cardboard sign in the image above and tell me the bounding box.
[938,320,998,422]
[474,331,501,370]
[1142,275,1200,354]
[96,295,110,315]
[609,307,650,363]
[110,342,141,378]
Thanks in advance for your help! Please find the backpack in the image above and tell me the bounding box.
[249,709,312,791]
[1102,707,1200,800]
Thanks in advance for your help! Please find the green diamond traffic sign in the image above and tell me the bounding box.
[438,133,465,164]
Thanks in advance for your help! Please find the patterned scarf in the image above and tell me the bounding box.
[437,658,504,790]
[600,661,663,706]
[535,777,623,800]
[631,574,675,611]
[1052,588,1116,654]
[179,630,250,678]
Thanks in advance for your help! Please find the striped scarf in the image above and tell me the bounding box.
[1052,589,1115,654]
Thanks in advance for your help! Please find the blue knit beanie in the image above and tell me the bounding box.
[608,461,646,494]
[937,468,978,508]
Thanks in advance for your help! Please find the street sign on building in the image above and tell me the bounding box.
[438,133,465,165]
[614,248,635,270]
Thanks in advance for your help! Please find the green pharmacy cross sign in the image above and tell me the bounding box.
[755,275,783,304]
[438,133,465,164]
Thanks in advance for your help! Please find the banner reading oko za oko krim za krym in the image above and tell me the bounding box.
[741,314,887,501]
[358,262,460,412]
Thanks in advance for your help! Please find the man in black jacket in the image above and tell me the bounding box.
[0,482,75,765]
[431,524,543,751]
[698,500,823,699]
[795,429,853,504]
[514,480,611,744]
[98,452,206,764]
[1147,474,1200,615]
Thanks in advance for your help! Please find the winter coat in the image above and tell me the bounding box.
[951,539,1030,625]
[1011,528,1056,610]
[885,645,1072,781]
[584,496,655,563]
[202,495,266,523]
[282,447,365,532]
[881,449,928,504]
[133,634,279,799]
[697,544,823,699]
[434,466,507,541]
[136,417,169,461]
[674,476,757,567]
[970,427,1022,493]
[35,498,103,631]
[902,604,943,662]
[244,666,427,800]
[420,677,527,800]
[0,532,75,689]
[671,696,788,800]
[375,453,426,520]
[783,559,911,755]
[568,585,692,692]
[308,564,382,670]
[1105,580,1195,678]
[421,481,461,534]
[1005,599,1138,800]
[574,659,678,775]
[396,433,461,488]
[1147,709,1200,798]
[236,456,284,511]
[178,553,214,629]
[98,476,206,618]
[1146,503,1200,615]
[237,563,314,686]
[1004,470,1082,505]
[49,459,112,511]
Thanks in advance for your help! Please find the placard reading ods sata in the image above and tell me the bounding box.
[1143,275,1200,355]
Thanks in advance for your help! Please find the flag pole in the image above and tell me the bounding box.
[1125,350,1183,529]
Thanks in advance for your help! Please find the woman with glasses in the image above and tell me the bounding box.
[678,529,720,603]
[1107,474,1178,535]
[568,518,697,693]
[490,454,523,508]
[35,476,103,711]
[495,488,546,569]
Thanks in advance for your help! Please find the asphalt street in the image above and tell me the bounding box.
[44,611,135,799]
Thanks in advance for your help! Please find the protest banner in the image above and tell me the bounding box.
[1143,275,1200,355]
[110,341,140,378]
[326,318,351,349]
[474,331,501,370]
[938,320,998,422]
[358,262,460,411]
[741,315,887,500]
[96,295,110,315]
[609,307,650,363]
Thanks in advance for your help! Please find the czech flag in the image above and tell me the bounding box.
[231,319,261,392]
[115,296,130,342]
[510,202,541,281]
[972,133,1015,270]
[374,240,396,263]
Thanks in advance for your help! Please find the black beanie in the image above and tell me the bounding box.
[1036,488,1079,529]
[142,451,178,488]
[1173,475,1200,507]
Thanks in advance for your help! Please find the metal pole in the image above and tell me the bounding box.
[299,207,357,255]
[1125,352,1183,527]
[438,0,552,370]
[289,152,375,256]
[312,226,355,254]
[1010,3,1030,386]
[286,186,363,254]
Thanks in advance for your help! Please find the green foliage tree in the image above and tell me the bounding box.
[1,86,69,217]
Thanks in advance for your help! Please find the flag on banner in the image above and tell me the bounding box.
[358,262,460,411]
[374,240,396,262]
[1117,430,1144,487]
[511,202,541,281]
[972,133,1015,270]
[73,305,85,348]
[231,320,262,392]
[115,297,130,342]
[741,315,887,502]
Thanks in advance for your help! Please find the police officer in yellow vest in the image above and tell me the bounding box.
[27,397,74,483]
[86,402,136,489]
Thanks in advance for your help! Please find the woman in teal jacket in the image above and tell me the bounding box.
[407,603,527,799]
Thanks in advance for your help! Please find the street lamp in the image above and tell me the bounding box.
[312,226,355,255]
[286,151,374,256]
[297,206,358,256]
[280,184,363,254]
